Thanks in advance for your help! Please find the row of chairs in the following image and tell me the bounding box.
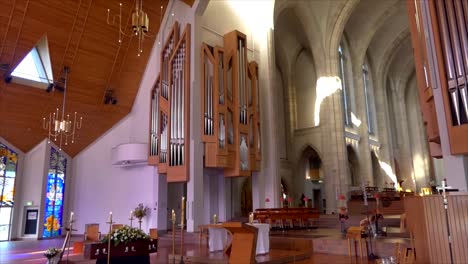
[254,208,320,230]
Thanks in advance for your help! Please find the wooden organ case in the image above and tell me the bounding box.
[201,30,261,177]
[407,0,468,155]
[148,22,192,182]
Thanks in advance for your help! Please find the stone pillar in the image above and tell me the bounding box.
[258,29,281,208]
[187,13,204,232]
[152,169,167,231]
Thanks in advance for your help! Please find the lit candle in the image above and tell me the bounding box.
[172,209,176,222]
[70,211,74,222]
[181,197,185,225]
[109,211,113,222]
[130,210,133,219]
[213,214,217,224]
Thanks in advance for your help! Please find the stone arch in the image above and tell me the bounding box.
[371,151,383,187]
[347,145,360,186]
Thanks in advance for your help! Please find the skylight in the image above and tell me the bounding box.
[11,48,50,83]
[10,35,53,88]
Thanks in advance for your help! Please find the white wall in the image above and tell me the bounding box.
[15,140,47,238]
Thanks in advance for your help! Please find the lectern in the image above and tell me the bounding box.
[222,222,258,264]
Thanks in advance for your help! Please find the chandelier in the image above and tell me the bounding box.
[107,0,151,57]
[43,66,82,150]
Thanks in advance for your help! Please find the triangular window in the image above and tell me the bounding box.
[11,35,53,89]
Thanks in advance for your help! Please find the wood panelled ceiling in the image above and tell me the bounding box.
[0,0,169,156]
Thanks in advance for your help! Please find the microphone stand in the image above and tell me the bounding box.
[362,185,379,260]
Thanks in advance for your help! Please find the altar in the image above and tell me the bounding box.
[208,223,269,255]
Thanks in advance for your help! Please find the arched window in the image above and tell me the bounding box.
[338,44,351,126]
[362,59,376,134]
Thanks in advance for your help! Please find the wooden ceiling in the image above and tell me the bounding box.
[0,0,171,156]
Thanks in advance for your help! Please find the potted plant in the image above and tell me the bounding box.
[133,203,150,229]
[44,247,61,264]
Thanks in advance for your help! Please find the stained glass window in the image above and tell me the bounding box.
[0,143,18,241]
[42,147,67,238]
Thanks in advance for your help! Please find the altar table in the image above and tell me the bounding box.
[208,223,269,255]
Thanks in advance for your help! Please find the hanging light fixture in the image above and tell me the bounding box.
[43,66,82,150]
[107,0,151,57]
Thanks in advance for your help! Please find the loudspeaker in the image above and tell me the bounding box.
[4,75,12,83]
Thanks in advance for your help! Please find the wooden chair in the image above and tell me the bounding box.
[74,223,100,254]
[149,228,158,239]
[111,224,123,231]
[346,226,367,258]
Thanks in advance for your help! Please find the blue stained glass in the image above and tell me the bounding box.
[42,147,67,238]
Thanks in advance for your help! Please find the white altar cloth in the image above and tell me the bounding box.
[208,223,270,255]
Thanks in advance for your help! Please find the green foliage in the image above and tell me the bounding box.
[133,203,150,219]
[44,247,61,259]
[101,225,150,247]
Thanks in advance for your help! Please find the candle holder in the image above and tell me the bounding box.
[106,213,114,264]
[129,216,134,228]
[172,214,176,257]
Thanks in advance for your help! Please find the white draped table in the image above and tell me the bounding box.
[208,223,270,255]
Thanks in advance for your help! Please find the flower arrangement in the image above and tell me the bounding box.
[44,247,61,260]
[133,203,150,220]
[101,225,151,246]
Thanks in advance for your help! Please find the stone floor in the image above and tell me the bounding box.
[0,228,404,264]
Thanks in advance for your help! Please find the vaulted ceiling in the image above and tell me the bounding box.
[0,0,176,156]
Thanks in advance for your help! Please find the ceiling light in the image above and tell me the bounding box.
[43,67,82,150]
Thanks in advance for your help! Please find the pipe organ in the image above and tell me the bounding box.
[148,22,192,182]
[407,0,468,155]
[202,30,261,176]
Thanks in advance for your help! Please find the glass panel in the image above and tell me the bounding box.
[218,52,225,105]
[1,178,14,206]
[227,110,234,145]
[219,114,226,149]
[240,134,249,170]
[43,147,67,238]
[0,225,9,241]
[0,207,12,225]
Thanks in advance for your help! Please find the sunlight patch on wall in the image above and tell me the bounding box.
[351,112,361,127]
[378,160,397,187]
[226,0,274,35]
[314,76,342,126]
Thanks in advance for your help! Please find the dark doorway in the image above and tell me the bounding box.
[313,189,321,211]
[24,209,38,235]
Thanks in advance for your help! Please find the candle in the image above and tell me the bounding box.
[181,197,185,225]
[213,214,217,224]
[130,210,133,219]
[70,211,74,222]
[109,211,113,222]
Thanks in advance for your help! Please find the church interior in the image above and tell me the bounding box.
[1,0,468,263]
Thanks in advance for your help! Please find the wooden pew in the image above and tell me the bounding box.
[253,208,320,230]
